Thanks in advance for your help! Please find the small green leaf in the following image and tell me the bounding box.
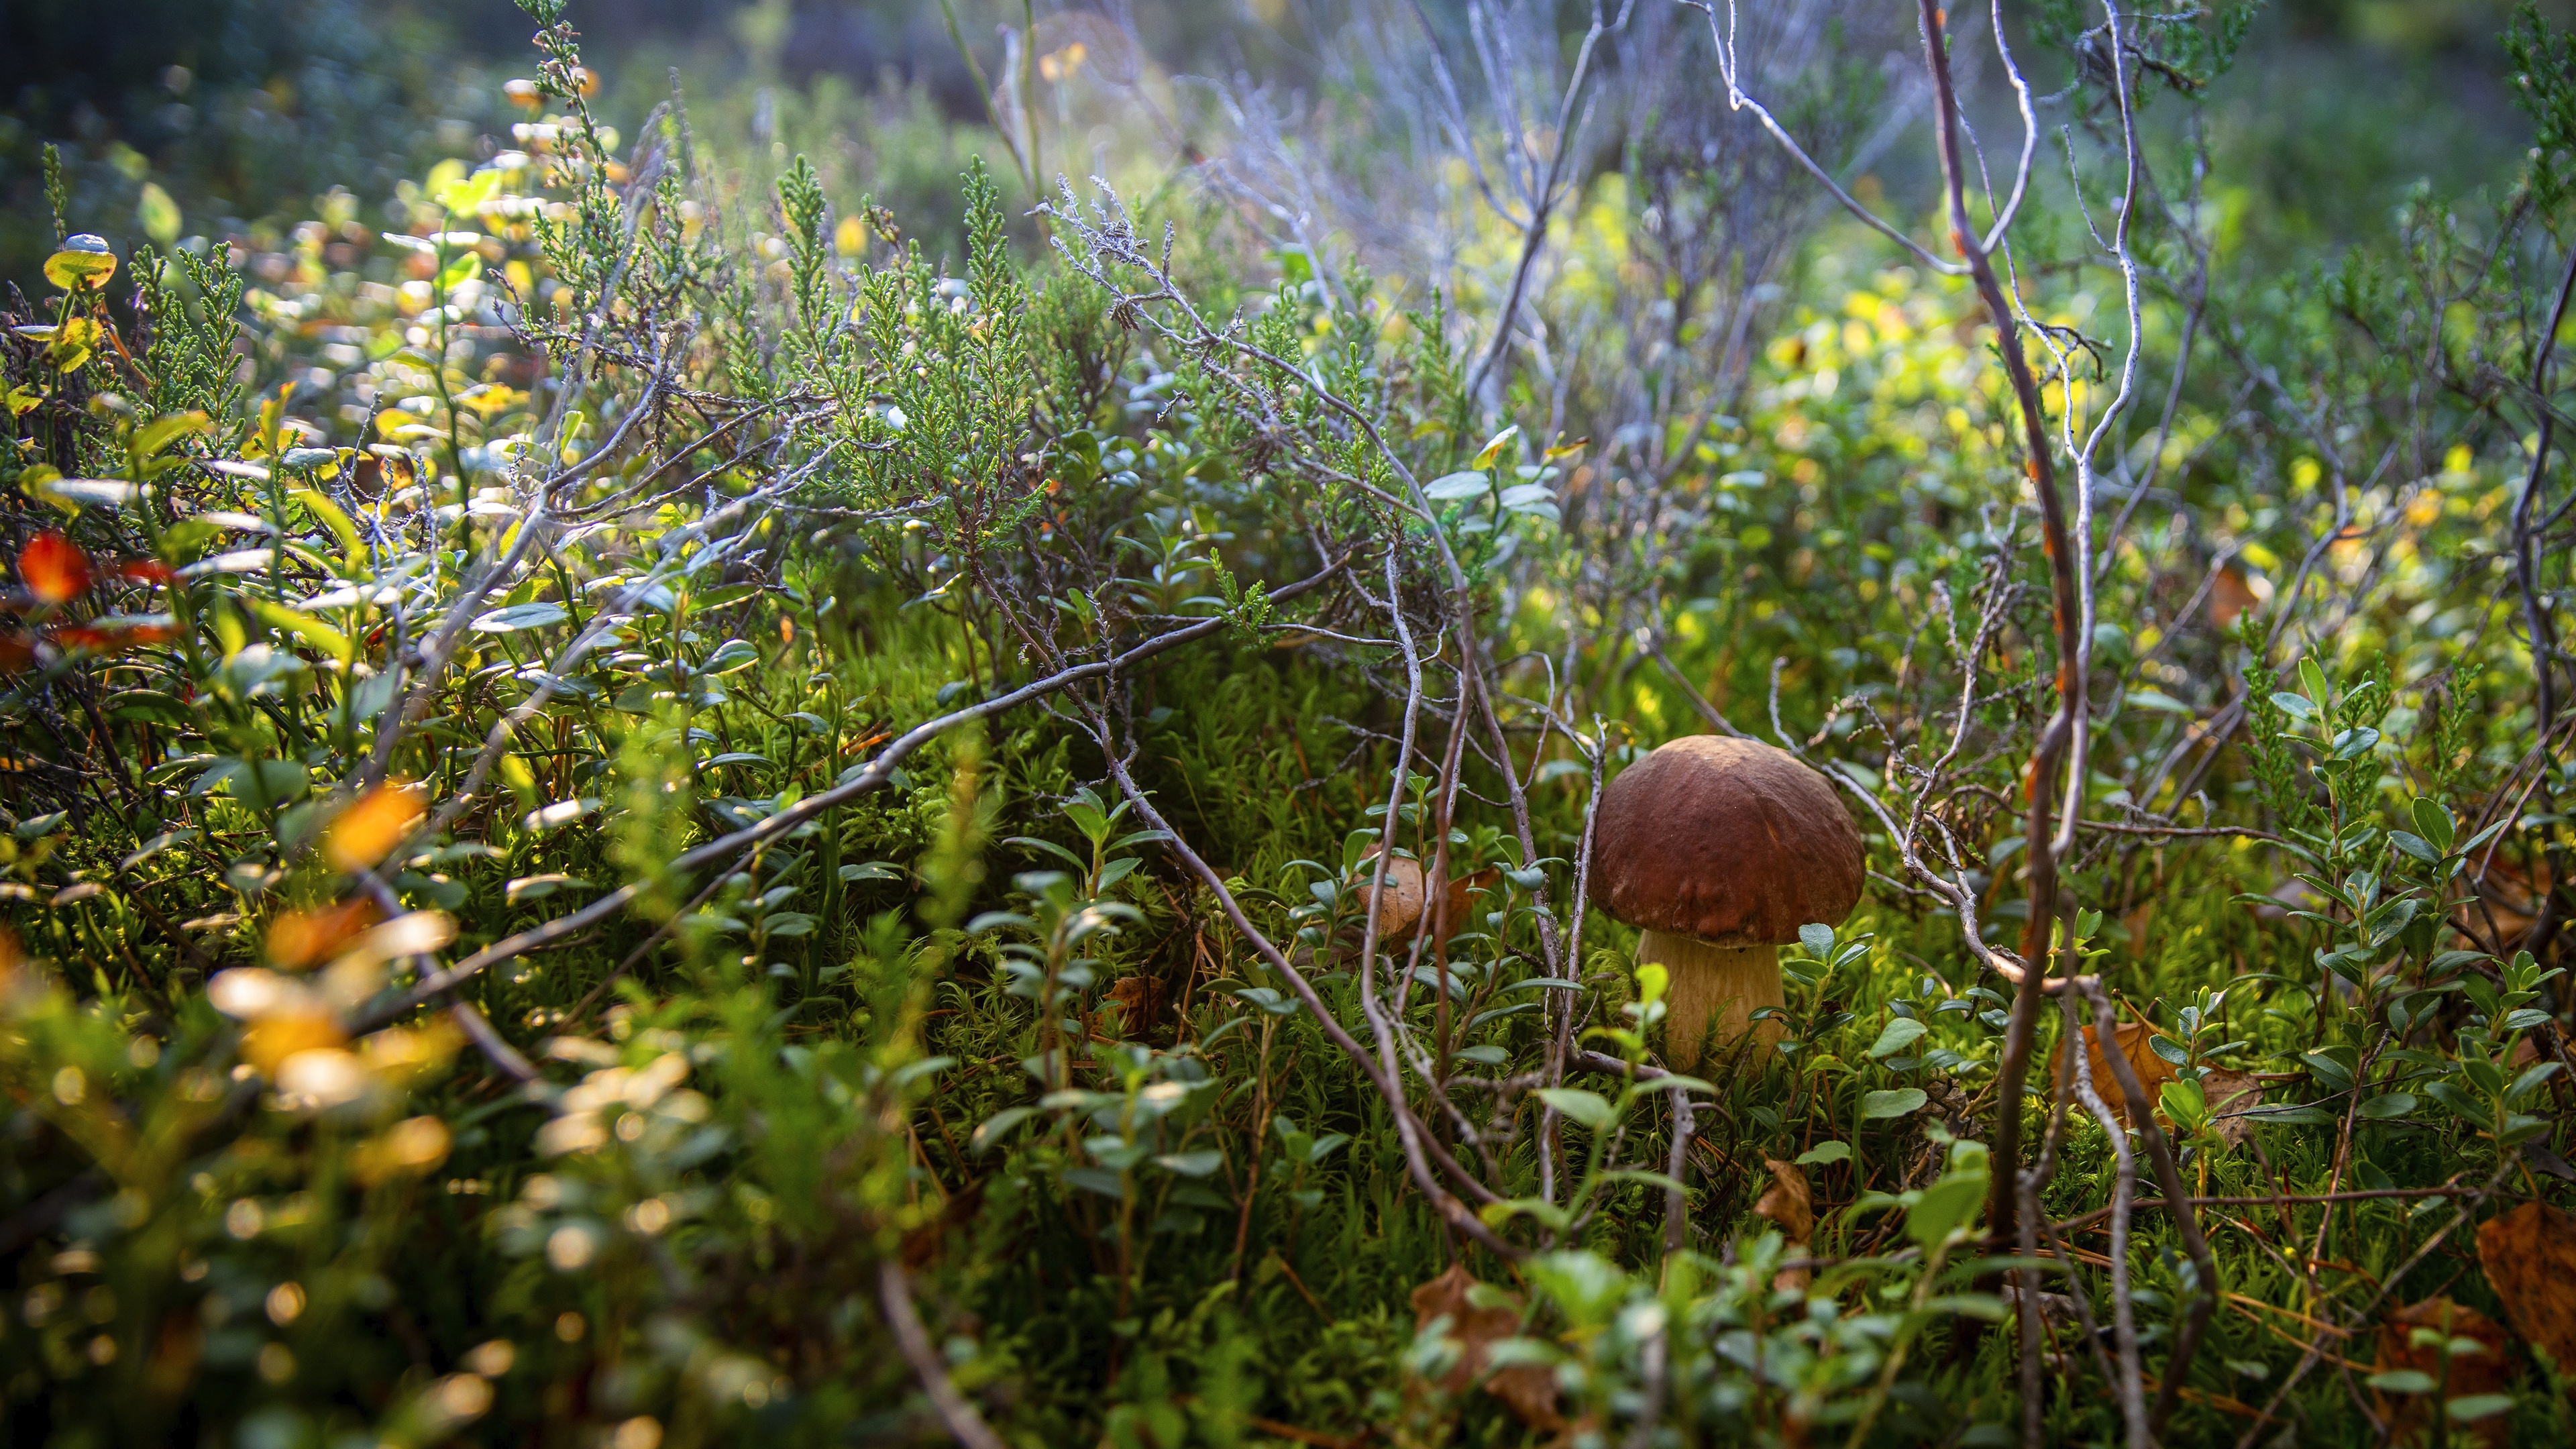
[2413,798,2457,853]
[138,182,180,246]
[472,602,570,633]
[1906,1172,1988,1250]
[1860,1088,1927,1122]
[1868,1018,1927,1059]
[2298,659,2332,713]
[1794,1140,1852,1167]
[2445,1394,2514,1421]
[1537,1088,1615,1130]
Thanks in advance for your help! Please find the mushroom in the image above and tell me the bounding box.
[1587,735,1864,1070]
[1355,848,1428,938]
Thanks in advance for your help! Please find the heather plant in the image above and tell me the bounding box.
[9,3,2576,1447]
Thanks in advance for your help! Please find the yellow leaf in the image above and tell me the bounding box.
[1470,424,1519,470]
[48,318,100,374]
[241,1012,345,1074]
[42,237,117,292]
[352,1116,451,1185]
[458,384,526,419]
[433,167,503,217]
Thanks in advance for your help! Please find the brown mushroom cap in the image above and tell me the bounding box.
[1587,735,1864,944]
[1355,849,1428,937]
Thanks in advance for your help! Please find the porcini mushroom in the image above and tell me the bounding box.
[1356,848,1428,938]
[1588,735,1864,1070]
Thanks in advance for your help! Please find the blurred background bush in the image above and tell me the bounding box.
[3,1,2564,287]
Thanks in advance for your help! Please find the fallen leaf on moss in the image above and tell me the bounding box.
[1409,1263,1561,1430]
[1754,1157,1813,1291]
[2372,1296,2511,1446]
[2201,1067,2263,1149]
[2479,1200,2576,1391]
[2049,1020,2177,1127]
[1102,973,1169,1037]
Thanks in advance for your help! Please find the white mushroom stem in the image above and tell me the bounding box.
[1638,930,1783,1071]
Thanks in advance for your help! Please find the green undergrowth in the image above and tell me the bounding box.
[7,5,2576,1448]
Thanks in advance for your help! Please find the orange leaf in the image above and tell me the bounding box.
[266,898,384,971]
[326,783,426,874]
[19,532,91,604]
[53,621,178,653]
[2208,564,2260,628]
[2049,1020,2178,1127]
[2479,1200,2576,1393]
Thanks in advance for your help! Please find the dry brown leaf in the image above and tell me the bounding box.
[2479,1200,2576,1389]
[2373,1297,2512,1446]
[1753,1158,1813,1291]
[1100,973,1169,1038]
[1409,1265,1562,1431]
[1442,866,1502,936]
[2200,1067,2263,1150]
[2209,564,2260,628]
[2049,1020,2178,1127]
[1753,1158,1813,1242]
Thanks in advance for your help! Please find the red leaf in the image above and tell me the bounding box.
[110,557,174,584]
[18,533,91,604]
